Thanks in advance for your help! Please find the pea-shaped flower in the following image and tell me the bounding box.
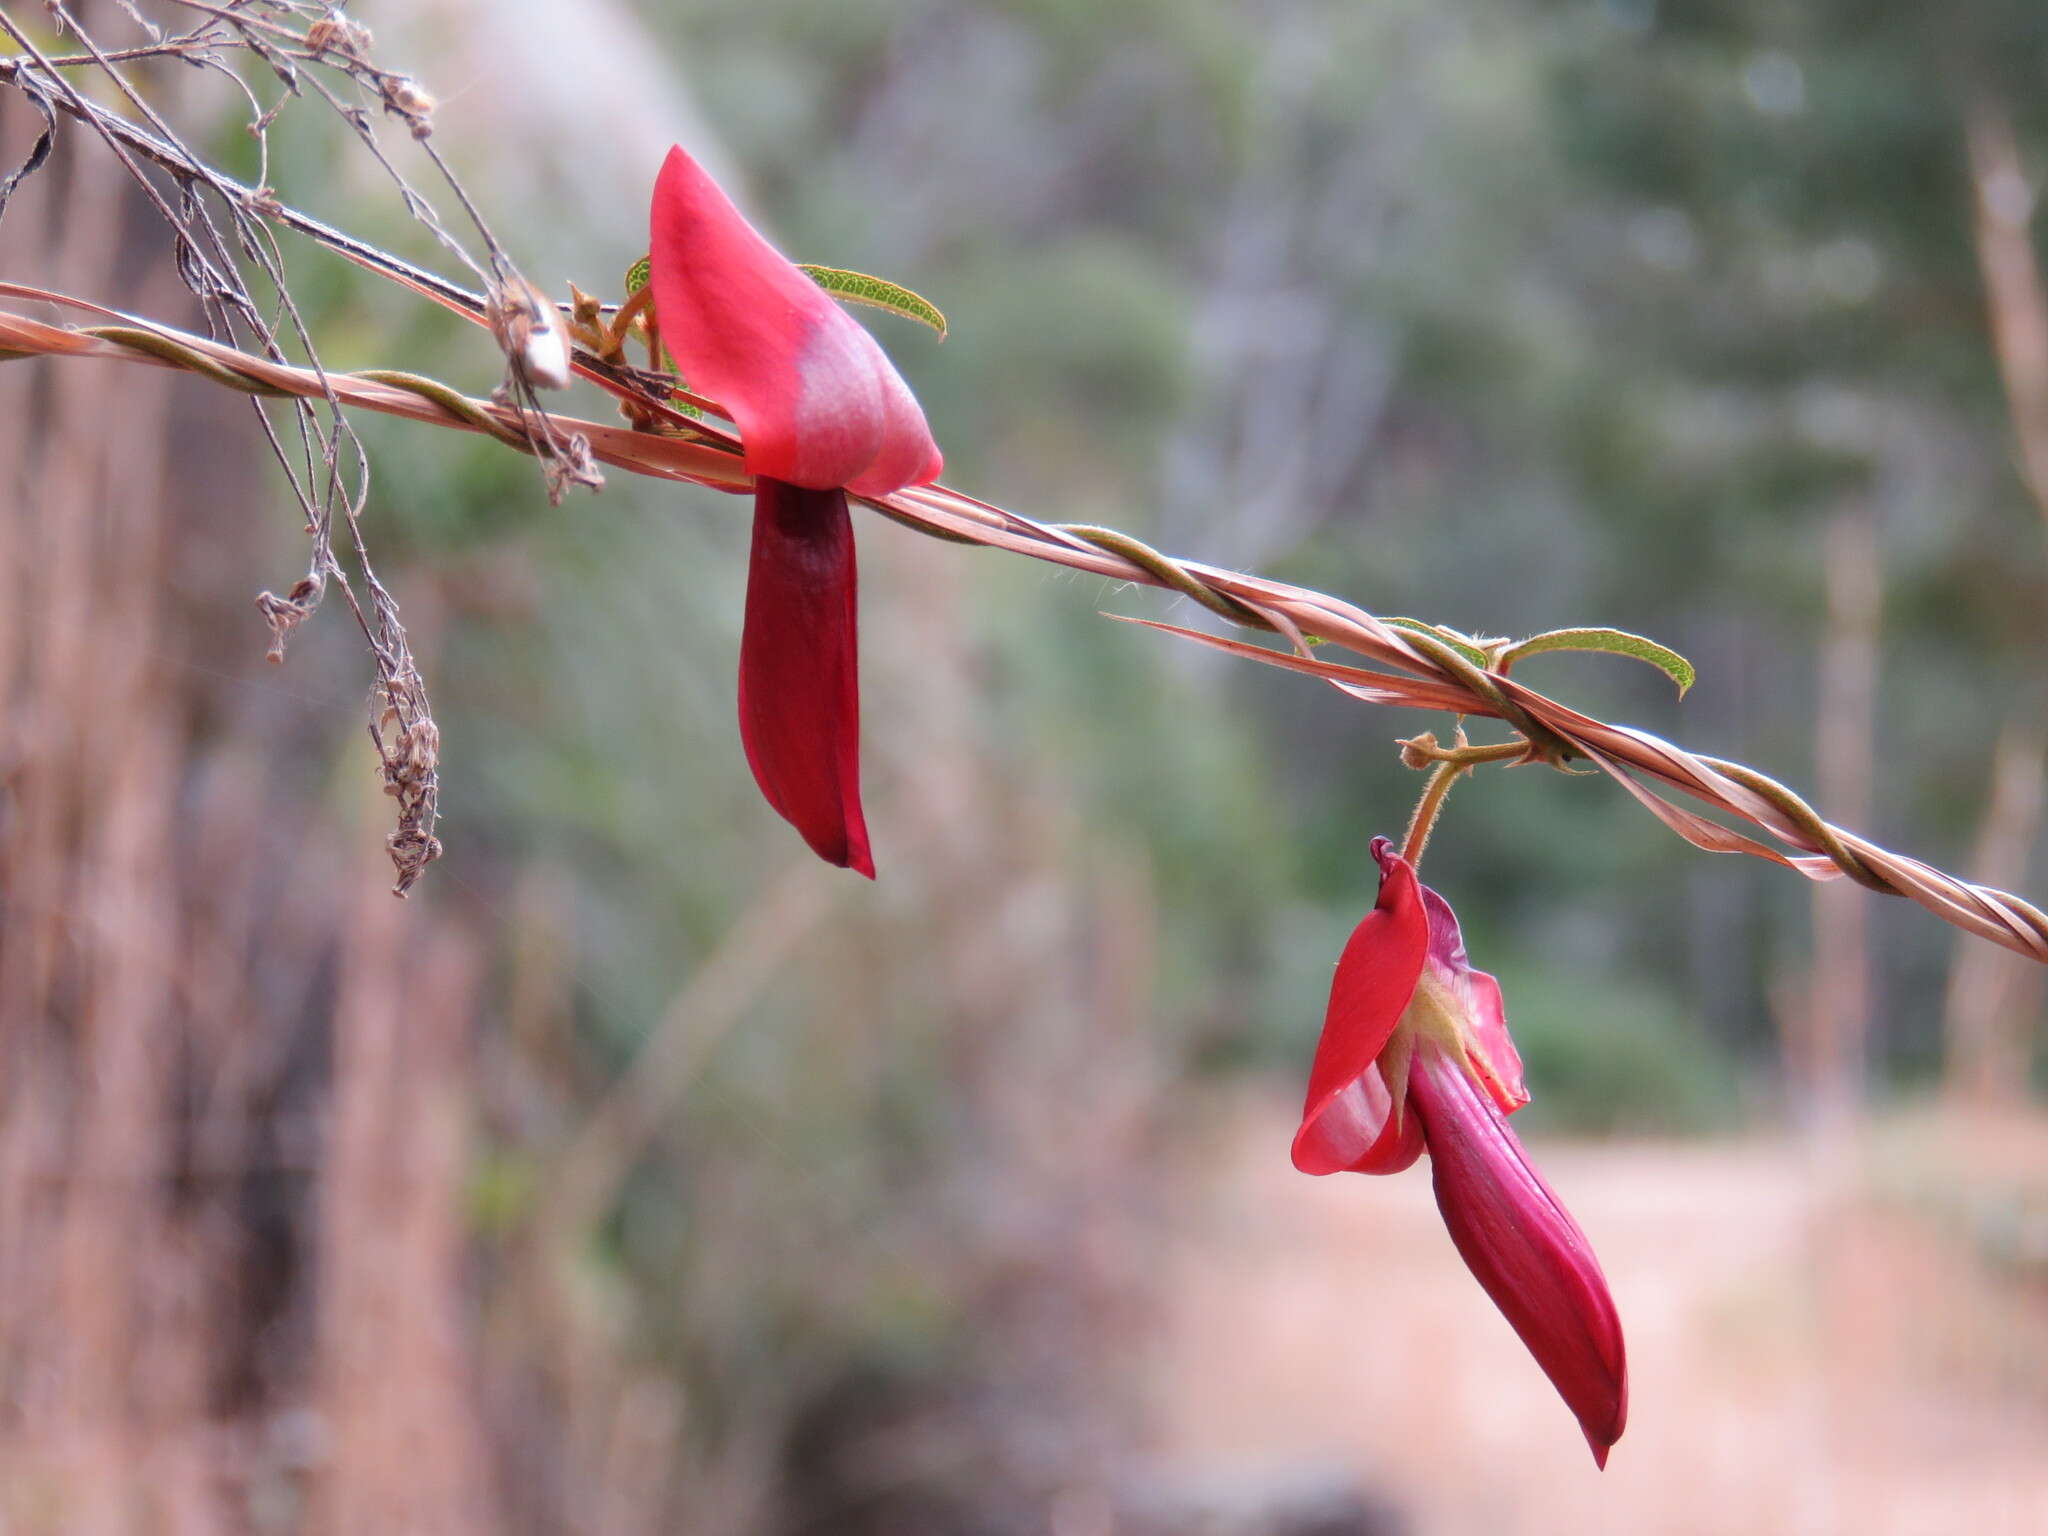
[1294,836,1629,1466]
[649,146,944,876]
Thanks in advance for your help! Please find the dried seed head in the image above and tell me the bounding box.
[490,279,572,391]
[380,76,435,138]
[306,15,374,60]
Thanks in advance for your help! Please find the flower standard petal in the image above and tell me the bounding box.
[648,145,942,495]
[846,355,945,495]
[1292,837,1431,1176]
[1406,1040,1629,1467]
[738,481,873,877]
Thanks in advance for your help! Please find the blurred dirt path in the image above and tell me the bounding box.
[1140,1093,2048,1535]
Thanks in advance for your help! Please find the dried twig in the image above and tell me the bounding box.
[0,0,612,888]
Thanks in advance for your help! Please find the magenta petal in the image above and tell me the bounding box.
[649,146,942,495]
[1407,1041,1628,1467]
[1416,881,1527,1114]
[737,480,874,877]
[1458,968,1527,1114]
[1418,882,1477,978]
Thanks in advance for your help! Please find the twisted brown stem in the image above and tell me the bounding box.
[4,289,2044,964]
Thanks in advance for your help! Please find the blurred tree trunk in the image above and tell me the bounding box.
[0,110,225,1531]
[1953,94,2048,1102]
[312,779,497,1535]
[1968,96,2048,513]
[1942,718,2044,1105]
[1799,506,1880,1129]
[0,93,502,1531]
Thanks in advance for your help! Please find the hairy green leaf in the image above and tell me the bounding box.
[797,265,948,338]
[623,255,946,341]
[1501,627,1696,696]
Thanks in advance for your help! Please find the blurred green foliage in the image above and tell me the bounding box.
[1496,958,1748,1136]
[305,0,2048,1136]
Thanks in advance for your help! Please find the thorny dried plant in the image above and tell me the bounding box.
[3,2,2047,962]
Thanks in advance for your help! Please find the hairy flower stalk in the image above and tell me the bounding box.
[1293,837,1628,1465]
[648,146,943,876]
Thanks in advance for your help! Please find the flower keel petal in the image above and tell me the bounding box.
[1407,1041,1628,1466]
[737,481,874,877]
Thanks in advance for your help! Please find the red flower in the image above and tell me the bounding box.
[1294,837,1629,1467]
[649,146,944,877]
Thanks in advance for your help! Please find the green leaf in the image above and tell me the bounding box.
[1381,617,1490,668]
[1500,627,1696,696]
[797,264,948,338]
[623,255,947,340]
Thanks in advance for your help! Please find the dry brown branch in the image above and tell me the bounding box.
[5,289,2045,967]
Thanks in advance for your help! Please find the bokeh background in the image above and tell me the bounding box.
[3,1,2047,1531]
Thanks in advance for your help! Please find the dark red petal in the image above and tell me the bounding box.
[738,481,874,877]
[1408,1042,1628,1467]
[649,146,942,494]
[1292,837,1430,1175]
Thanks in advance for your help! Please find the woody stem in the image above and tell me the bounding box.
[607,284,655,357]
[1403,739,1529,769]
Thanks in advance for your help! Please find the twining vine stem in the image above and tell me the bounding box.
[2,284,2044,966]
